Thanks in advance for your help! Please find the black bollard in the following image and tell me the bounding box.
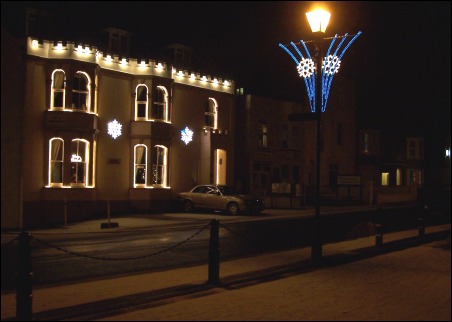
[208,219,220,285]
[16,231,33,321]
[418,204,428,238]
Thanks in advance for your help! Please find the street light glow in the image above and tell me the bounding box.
[306,9,331,33]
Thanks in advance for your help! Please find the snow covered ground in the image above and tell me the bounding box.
[97,232,451,321]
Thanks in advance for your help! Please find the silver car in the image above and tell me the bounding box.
[176,184,264,215]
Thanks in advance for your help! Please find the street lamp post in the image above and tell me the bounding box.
[307,8,330,262]
[279,8,361,263]
[312,39,323,261]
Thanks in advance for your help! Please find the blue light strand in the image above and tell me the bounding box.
[280,42,315,111]
[301,40,316,112]
[279,32,361,113]
[278,43,299,65]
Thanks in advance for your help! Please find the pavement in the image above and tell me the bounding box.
[1,205,450,321]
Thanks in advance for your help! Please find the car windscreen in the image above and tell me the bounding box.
[217,186,236,195]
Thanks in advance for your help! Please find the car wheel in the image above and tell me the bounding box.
[227,202,239,216]
[184,200,194,212]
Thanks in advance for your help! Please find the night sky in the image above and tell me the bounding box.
[2,1,451,135]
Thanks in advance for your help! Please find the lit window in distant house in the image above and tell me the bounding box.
[152,145,168,187]
[51,69,65,110]
[70,139,89,186]
[134,144,147,187]
[381,172,389,186]
[258,124,268,148]
[151,86,168,121]
[49,138,64,186]
[205,98,218,129]
[72,72,90,111]
[396,168,402,186]
[135,85,148,120]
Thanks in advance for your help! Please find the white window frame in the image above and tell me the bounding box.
[205,97,218,129]
[48,137,64,187]
[71,71,91,111]
[152,86,169,121]
[70,139,89,186]
[51,69,66,110]
[152,145,168,187]
[134,144,148,187]
[135,84,148,120]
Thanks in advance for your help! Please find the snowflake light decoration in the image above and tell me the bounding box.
[323,55,341,75]
[279,31,362,112]
[107,119,122,139]
[297,58,315,78]
[181,127,193,145]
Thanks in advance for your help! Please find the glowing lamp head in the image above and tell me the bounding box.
[306,9,331,33]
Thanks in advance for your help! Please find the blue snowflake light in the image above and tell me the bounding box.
[279,32,362,112]
[181,127,193,145]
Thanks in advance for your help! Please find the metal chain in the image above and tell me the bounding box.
[30,222,211,261]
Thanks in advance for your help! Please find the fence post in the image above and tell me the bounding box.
[375,205,384,248]
[208,219,220,285]
[16,231,33,321]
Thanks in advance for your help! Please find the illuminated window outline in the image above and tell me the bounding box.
[51,69,66,110]
[135,84,148,120]
[151,86,169,122]
[71,71,91,111]
[49,137,64,187]
[70,139,89,186]
[205,98,218,129]
[152,145,168,187]
[134,144,147,187]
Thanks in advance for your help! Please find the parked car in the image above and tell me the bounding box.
[176,184,264,215]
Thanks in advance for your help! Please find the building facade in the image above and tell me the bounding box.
[235,76,358,208]
[2,34,236,229]
[357,128,426,205]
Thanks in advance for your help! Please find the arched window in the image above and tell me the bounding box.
[152,145,168,187]
[205,98,218,129]
[152,86,168,121]
[51,70,66,109]
[49,138,64,186]
[70,139,89,186]
[135,85,148,120]
[72,72,90,111]
[134,144,147,187]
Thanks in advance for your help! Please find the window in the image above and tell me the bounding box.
[49,138,64,186]
[151,86,168,121]
[134,144,147,187]
[72,72,90,110]
[396,168,402,186]
[381,172,389,186]
[152,145,168,187]
[135,85,148,120]
[205,98,218,129]
[51,69,65,109]
[407,138,424,160]
[258,124,268,148]
[70,139,89,186]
